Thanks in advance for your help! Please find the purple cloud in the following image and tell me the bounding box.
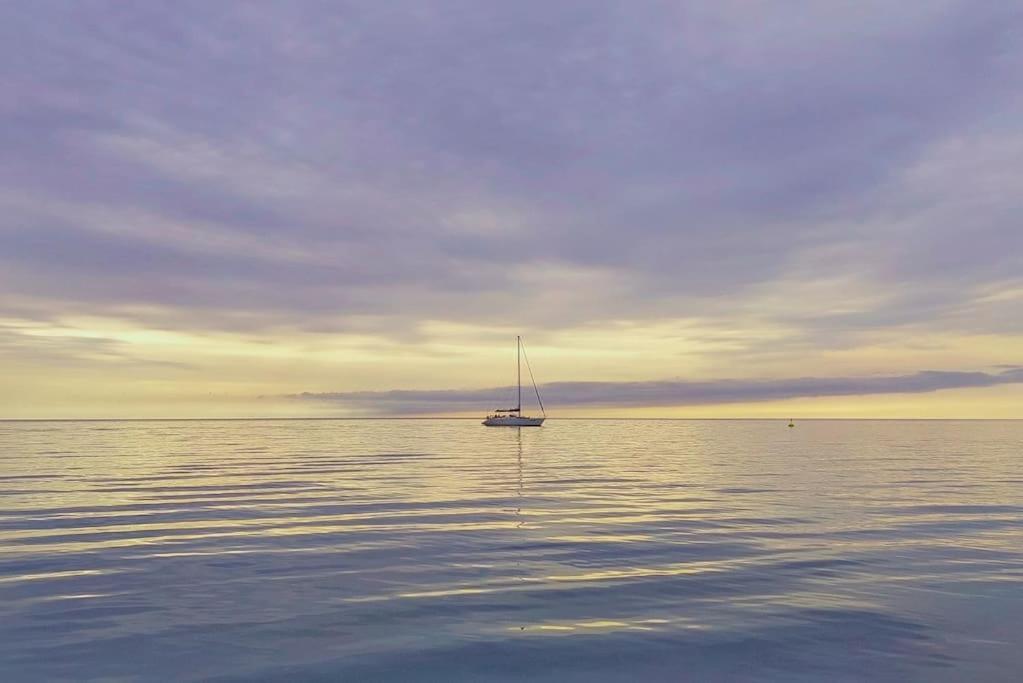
[1,1,1021,344]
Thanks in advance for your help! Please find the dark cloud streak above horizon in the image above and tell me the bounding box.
[292,367,1023,414]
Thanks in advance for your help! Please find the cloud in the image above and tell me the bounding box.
[1,0,1023,413]
[0,322,193,370]
[291,367,1023,414]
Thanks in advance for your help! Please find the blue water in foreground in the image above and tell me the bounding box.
[0,419,1021,682]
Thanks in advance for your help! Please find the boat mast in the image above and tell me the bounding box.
[516,335,521,413]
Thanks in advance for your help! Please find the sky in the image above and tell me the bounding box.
[2,1,1022,419]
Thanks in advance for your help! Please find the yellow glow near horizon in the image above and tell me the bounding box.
[546,384,1023,420]
[2,313,1021,419]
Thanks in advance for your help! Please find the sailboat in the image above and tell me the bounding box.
[483,336,546,427]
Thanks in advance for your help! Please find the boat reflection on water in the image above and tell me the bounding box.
[514,428,526,630]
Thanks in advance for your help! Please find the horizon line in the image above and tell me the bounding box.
[1,417,1020,423]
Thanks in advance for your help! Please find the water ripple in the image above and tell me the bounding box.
[0,419,1020,681]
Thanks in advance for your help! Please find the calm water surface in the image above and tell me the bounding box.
[0,419,1020,681]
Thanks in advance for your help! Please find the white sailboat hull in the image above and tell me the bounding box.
[482,416,545,427]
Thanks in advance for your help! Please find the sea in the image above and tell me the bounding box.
[0,419,1020,682]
